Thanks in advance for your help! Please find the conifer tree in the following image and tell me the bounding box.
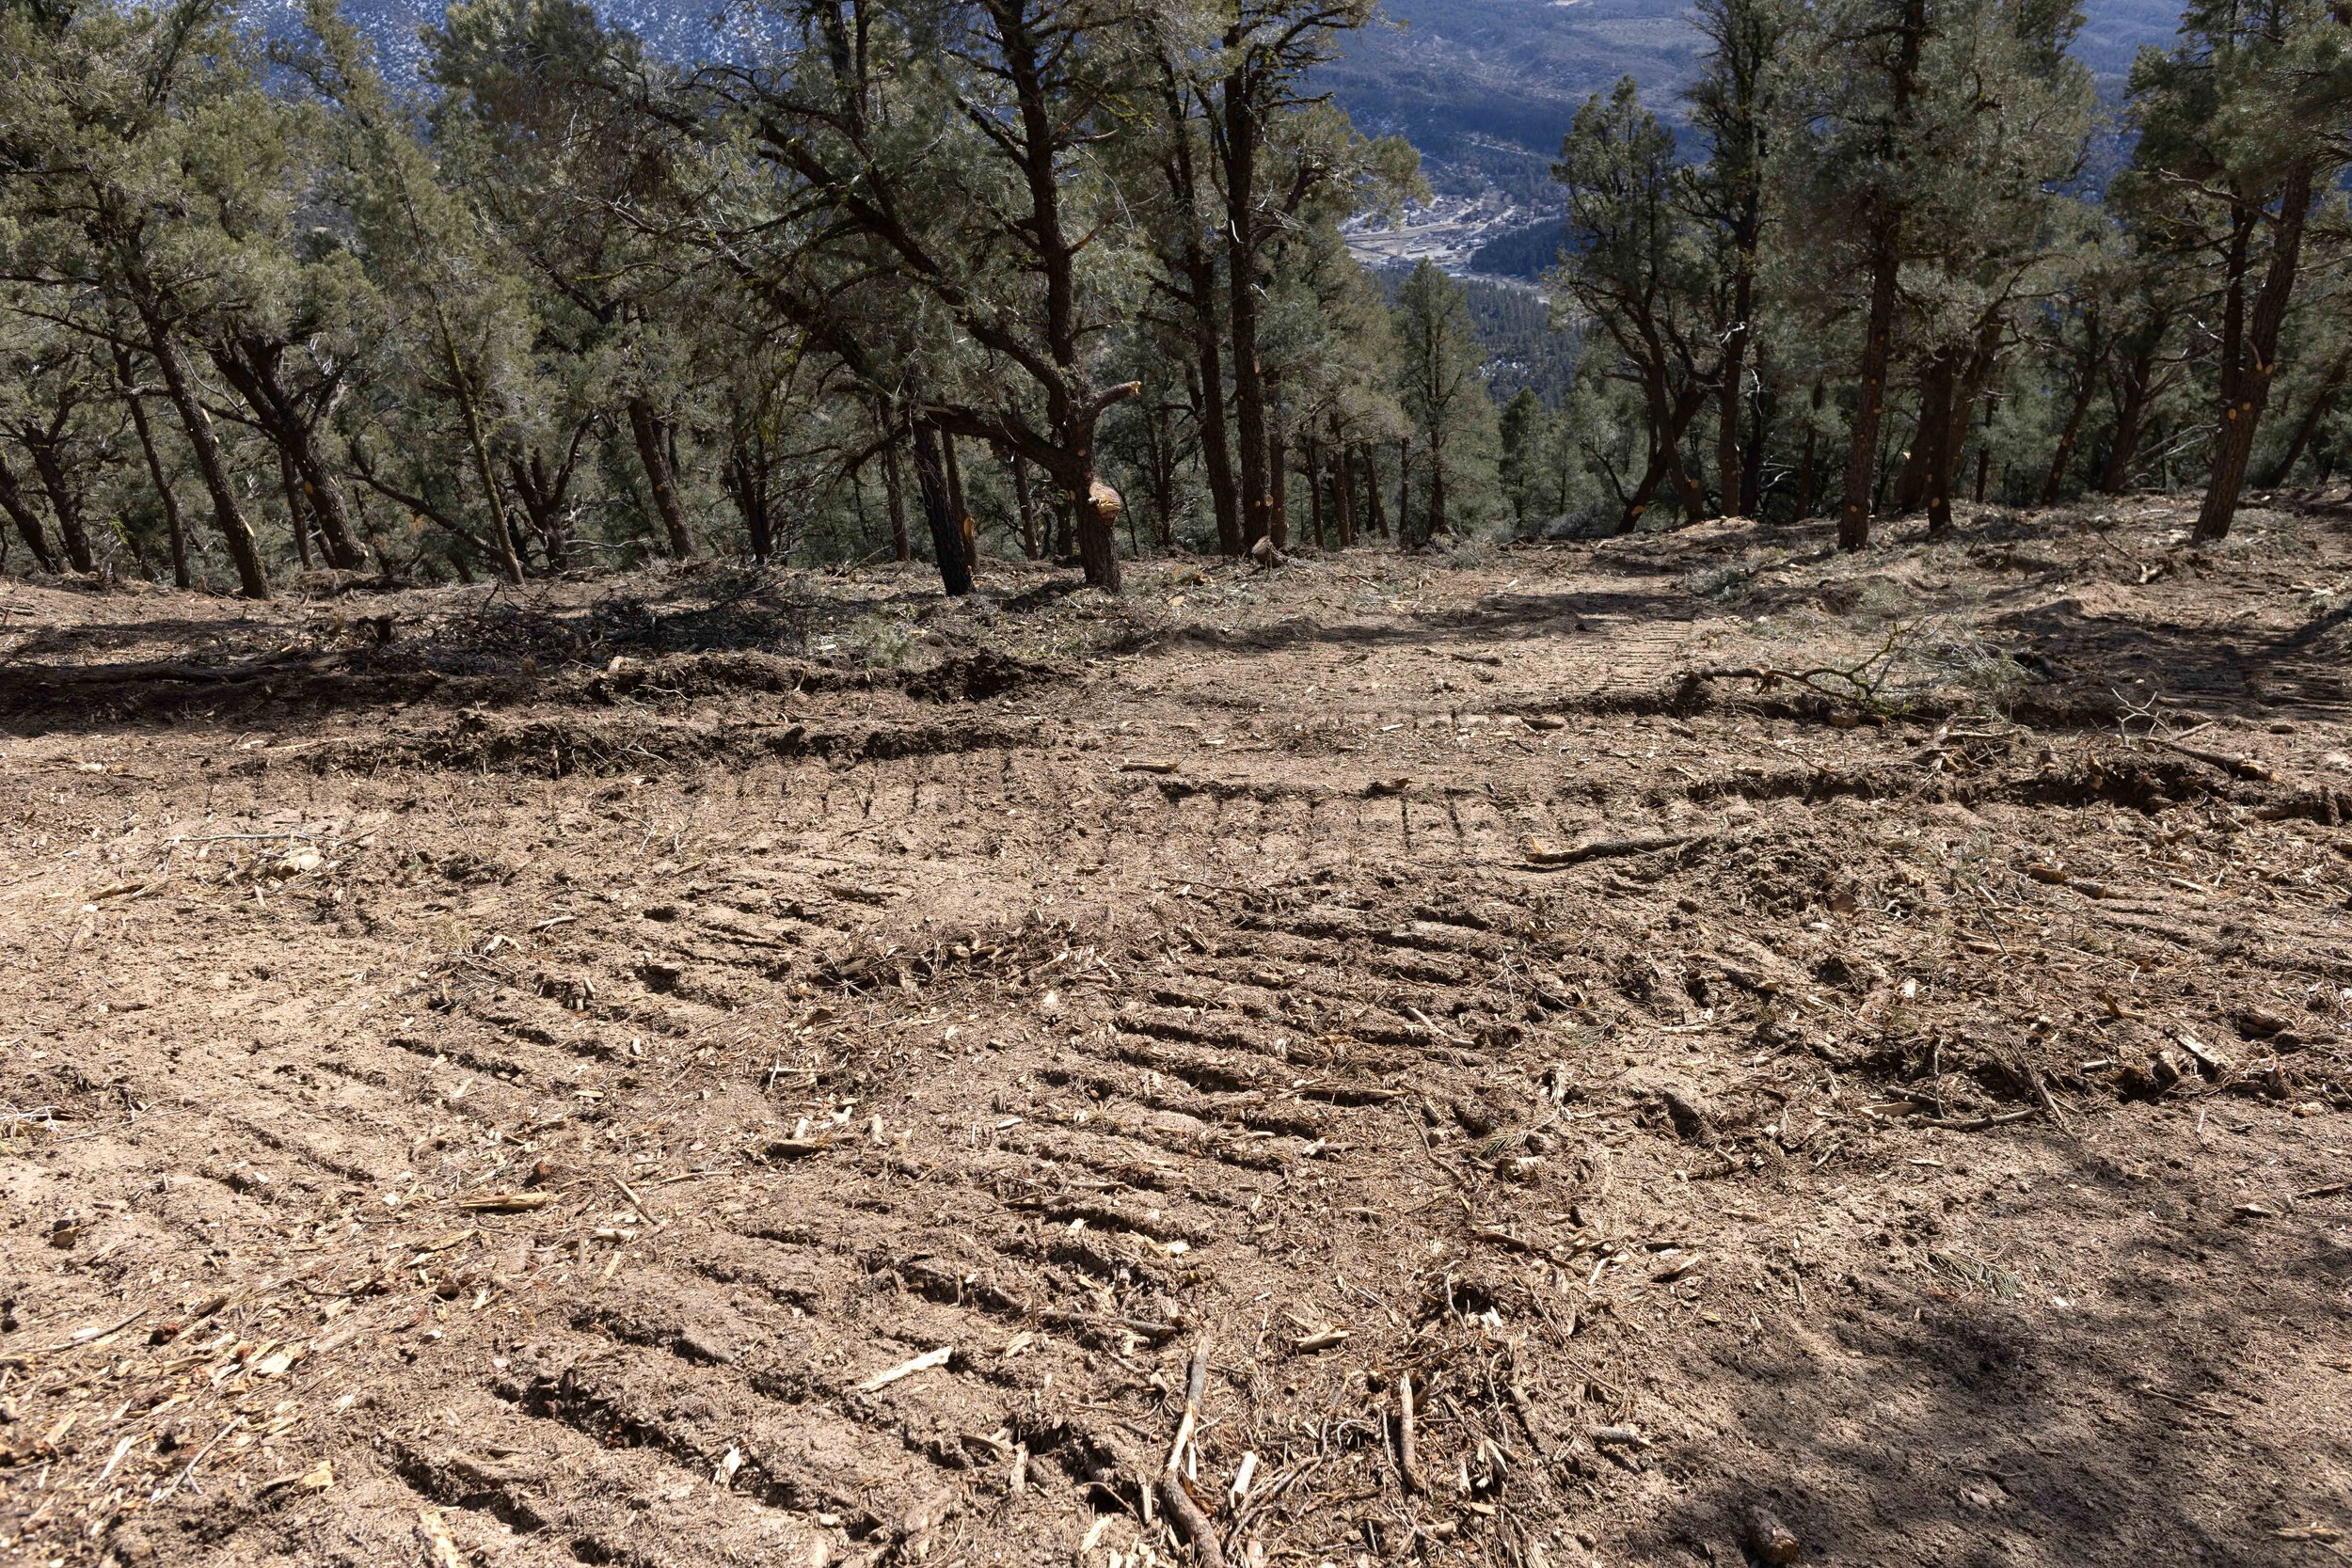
[2125,0,2352,540]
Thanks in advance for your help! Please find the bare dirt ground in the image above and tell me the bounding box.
[3,496,2350,1568]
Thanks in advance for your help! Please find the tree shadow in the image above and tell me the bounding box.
[1637,1118,2352,1567]
[0,567,1027,731]
[1984,596,2352,721]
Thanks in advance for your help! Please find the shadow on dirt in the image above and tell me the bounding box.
[1984,597,2352,721]
[1641,1128,2352,1568]
[0,567,1060,731]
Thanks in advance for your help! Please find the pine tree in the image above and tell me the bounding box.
[1551,78,1715,531]
[2124,0,2352,540]
[1685,0,1785,518]
[1393,261,1500,544]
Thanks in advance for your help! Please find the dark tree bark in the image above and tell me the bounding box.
[137,303,267,598]
[1008,450,1036,560]
[512,436,586,570]
[24,431,95,574]
[279,444,313,570]
[1717,274,1751,516]
[207,341,365,569]
[2262,345,2350,487]
[114,345,190,587]
[910,416,973,596]
[1222,65,1272,546]
[1741,374,1773,517]
[627,396,695,559]
[1835,0,1922,551]
[1618,384,1710,532]
[722,451,771,564]
[2041,309,2105,504]
[2197,164,2312,542]
[1915,356,1961,538]
[946,431,979,566]
[1839,222,1901,551]
[1153,64,1244,557]
[2099,346,2157,493]
[1396,436,1413,548]
[1267,410,1289,548]
[882,437,913,562]
[1305,436,1324,546]
[0,453,58,574]
[1360,447,1387,539]
[1330,424,1357,546]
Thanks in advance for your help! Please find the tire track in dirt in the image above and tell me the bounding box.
[6,523,2350,1568]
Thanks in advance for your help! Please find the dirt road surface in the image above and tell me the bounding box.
[3,499,2349,1568]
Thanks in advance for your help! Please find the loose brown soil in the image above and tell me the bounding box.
[3,498,2349,1568]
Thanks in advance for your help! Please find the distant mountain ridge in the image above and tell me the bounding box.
[265,0,2183,245]
[241,0,769,82]
[1321,0,2184,201]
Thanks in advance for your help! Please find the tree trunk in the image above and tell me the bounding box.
[1361,447,1388,540]
[286,427,364,570]
[1143,413,1175,550]
[873,401,912,562]
[1426,436,1449,539]
[1191,287,1243,557]
[140,309,268,598]
[1717,272,1749,517]
[206,345,366,569]
[24,433,95,574]
[1396,437,1413,548]
[1009,451,1036,560]
[1664,434,1706,524]
[1620,442,1671,534]
[1305,436,1325,546]
[2195,168,2313,542]
[1891,362,1952,515]
[2263,346,2350,486]
[281,444,313,570]
[1916,357,1960,539]
[910,415,974,596]
[1838,227,1901,551]
[455,391,523,585]
[1069,471,1123,593]
[723,452,771,564]
[2041,341,2101,504]
[1330,425,1357,546]
[1741,374,1772,517]
[116,346,190,587]
[2100,349,2155,494]
[0,453,58,574]
[943,429,977,565]
[2194,197,2255,539]
[1267,416,1289,548]
[627,396,694,559]
[1224,71,1272,546]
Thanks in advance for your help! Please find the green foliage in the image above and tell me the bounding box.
[1393,260,1502,541]
[0,0,2337,599]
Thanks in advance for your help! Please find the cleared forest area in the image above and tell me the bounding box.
[3,498,2350,1568]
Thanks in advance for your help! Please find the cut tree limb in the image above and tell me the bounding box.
[1523,833,1697,866]
[855,1345,950,1392]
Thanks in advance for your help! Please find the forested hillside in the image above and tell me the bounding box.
[0,0,2346,593]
